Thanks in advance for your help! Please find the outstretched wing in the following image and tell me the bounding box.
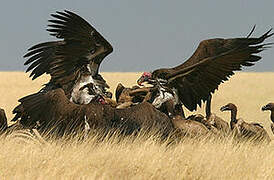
[24,10,113,86]
[153,28,273,111]
[14,89,85,134]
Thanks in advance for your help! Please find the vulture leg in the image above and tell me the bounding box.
[206,94,212,119]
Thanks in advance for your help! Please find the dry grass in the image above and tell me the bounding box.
[0,72,274,179]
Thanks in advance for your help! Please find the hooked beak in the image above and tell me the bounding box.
[137,76,145,86]
[220,106,228,112]
[261,105,269,111]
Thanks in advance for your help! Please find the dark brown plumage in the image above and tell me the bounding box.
[221,103,271,143]
[138,27,273,114]
[0,108,8,134]
[14,88,174,139]
[12,10,114,123]
[24,10,112,86]
[23,10,113,99]
[262,102,274,134]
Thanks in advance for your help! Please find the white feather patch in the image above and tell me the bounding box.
[70,75,97,104]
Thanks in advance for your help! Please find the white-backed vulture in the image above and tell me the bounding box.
[220,103,271,143]
[262,103,274,134]
[137,27,273,117]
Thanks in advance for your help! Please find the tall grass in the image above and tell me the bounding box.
[0,132,273,179]
[0,72,273,179]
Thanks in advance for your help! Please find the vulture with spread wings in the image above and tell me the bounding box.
[23,10,113,102]
[137,27,273,116]
[12,10,113,122]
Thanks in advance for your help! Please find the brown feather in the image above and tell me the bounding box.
[152,29,273,111]
[24,10,113,89]
[14,89,174,138]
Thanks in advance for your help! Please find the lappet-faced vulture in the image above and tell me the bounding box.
[23,10,113,103]
[137,27,273,116]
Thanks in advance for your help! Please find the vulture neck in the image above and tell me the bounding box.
[229,107,237,129]
[270,110,274,123]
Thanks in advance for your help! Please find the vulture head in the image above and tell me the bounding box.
[220,103,237,112]
[262,103,274,111]
[137,70,169,86]
[137,72,152,86]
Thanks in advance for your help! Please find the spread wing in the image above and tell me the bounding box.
[14,89,86,134]
[24,10,113,86]
[152,28,273,111]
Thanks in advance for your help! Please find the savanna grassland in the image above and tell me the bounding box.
[0,72,273,179]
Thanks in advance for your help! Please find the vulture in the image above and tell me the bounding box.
[23,10,113,103]
[13,88,175,139]
[0,108,8,134]
[220,103,271,143]
[12,10,114,123]
[261,103,274,134]
[137,27,273,117]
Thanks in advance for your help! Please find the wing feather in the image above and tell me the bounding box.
[16,89,85,133]
[24,10,113,86]
[152,28,273,111]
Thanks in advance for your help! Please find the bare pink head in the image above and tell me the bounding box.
[137,72,152,85]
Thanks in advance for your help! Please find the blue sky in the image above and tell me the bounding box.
[0,1,274,72]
